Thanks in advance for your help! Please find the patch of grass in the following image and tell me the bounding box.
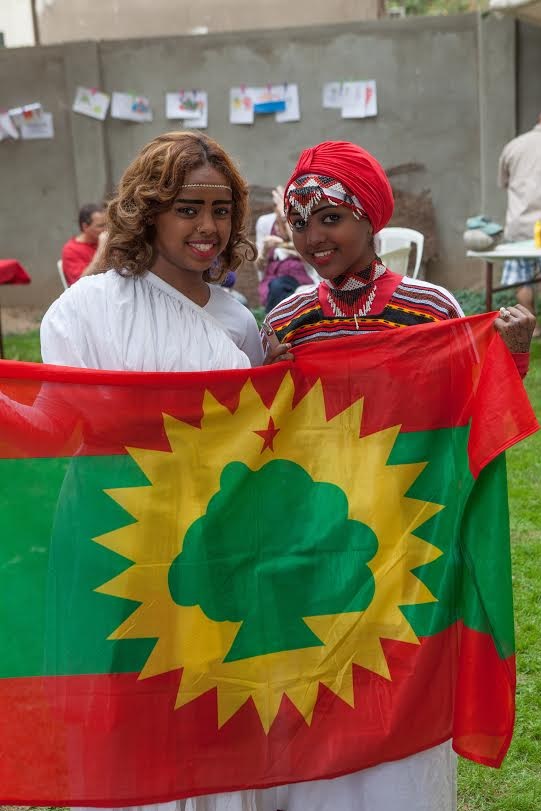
[3,330,41,363]
[458,340,541,810]
[251,305,265,328]
[452,288,518,317]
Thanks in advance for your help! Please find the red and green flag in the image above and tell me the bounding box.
[0,313,537,805]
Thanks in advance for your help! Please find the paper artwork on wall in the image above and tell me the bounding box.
[183,92,208,129]
[166,91,202,120]
[364,80,378,117]
[72,87,110,121]
[0,112,20,140]
[341,80,378,119]
[111,92,153,123]
[229,87,254,125]
[8,103,43,130]
[166,91,208,129]
[20,111,54,140]
[252,85,286,115]
[322,81,378,118]
[322,82,344,109]
[275,84,300,123]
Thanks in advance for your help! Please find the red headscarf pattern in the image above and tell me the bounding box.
[284,141,394,234]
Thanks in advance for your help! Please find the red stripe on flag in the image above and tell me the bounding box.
[0,624,513,806]
[0,314,537,464]
[453,625,516,767]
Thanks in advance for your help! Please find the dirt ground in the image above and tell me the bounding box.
[2,306,44,335]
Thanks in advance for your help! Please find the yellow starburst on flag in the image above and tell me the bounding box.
[94,373,443,733]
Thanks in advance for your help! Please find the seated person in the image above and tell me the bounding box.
[61,203,106,285]
[255,186,315,312]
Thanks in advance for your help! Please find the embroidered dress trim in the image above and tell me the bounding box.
[263,272,463,349]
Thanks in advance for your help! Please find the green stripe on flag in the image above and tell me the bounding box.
[0,425,513,680]
[0,457,69,677]
[393,430,513,657]
[0,454,155,678]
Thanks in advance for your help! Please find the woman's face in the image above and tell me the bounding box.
[288,201,374,280]
[152,164,233,279]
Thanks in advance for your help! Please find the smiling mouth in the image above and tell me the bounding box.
[311,249,335,265]
[187,242,218,257]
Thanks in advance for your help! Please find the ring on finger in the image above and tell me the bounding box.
[499,306,511,320]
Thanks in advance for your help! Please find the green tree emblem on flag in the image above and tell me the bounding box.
[169,460,377,661]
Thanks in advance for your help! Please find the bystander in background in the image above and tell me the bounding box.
[498,113,541,337]
[255,186,317,312]
[61,204,106,285]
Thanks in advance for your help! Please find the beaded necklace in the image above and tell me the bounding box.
[326,257,387,318]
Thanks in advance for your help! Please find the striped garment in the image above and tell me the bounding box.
[501,258,541,286]
[263,271,464,349]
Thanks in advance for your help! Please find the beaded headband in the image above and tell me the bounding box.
[284,174,366,222]
[181,183,232,190]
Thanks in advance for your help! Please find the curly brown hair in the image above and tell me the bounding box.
[102,131,256,282]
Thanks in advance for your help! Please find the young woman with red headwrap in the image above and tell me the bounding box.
[261,141,535,811]
[263,140,534,366]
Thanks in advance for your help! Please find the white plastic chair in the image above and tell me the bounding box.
[378,245,411,276]
[57,259,68,290]
[377,227,424,278]
[255,212,278,281]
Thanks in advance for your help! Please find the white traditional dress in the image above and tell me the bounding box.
[40,270,263,371]
[40,269,268,811]
[40,270,456,811]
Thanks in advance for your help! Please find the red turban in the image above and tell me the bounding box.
[284,141,394,234]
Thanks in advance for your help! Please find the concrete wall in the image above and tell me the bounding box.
[37,0,382,43]
[516,20,541,134]
[0,41,109,307]
[476,13,516,222]
[0,13,517,307]
[0,43,80,306]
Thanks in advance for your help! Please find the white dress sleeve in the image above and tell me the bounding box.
[40,283,98,368]
[203,285,264,368]
[237,311,265,367]
[41,271,251,372]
